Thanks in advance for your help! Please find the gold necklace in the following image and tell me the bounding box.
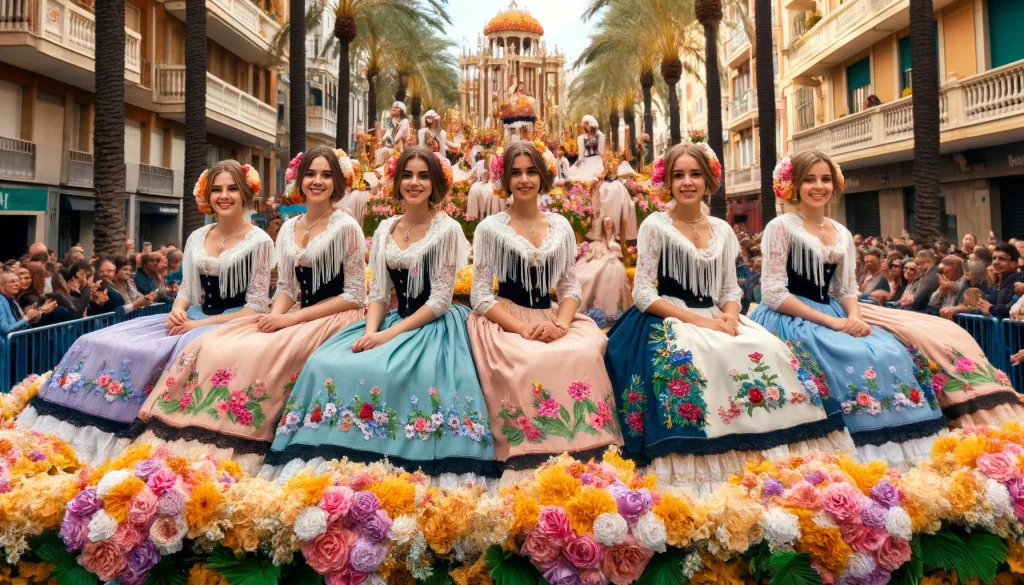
[301,210,331,247]
[508,209,541,239]
[798,212,829,243]
[676,212,705,243]
[403,210,434,242]
[216,222,246,253]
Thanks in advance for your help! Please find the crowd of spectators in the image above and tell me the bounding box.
[0,239,184,337]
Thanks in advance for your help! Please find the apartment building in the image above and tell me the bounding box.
[302,9,369,152]
[0,0,285,259]
[782,0,1024,240]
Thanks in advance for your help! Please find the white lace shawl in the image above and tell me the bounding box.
[367,212,468,317]
[632,213,742,312]
[274,210,366,306]
[177,224,275,314]
[760,212,859,310]
[470,211,583,315]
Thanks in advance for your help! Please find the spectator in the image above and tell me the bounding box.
[934,239,951,257]
[93,257,155,315]
[65,261,93,305]
[853,233,864,248]
[870,258,906,305]
[110,256,155,308]
[266,217,283,243]
[959,233,976,258]
[15,266,30,293]
[27,242,47,258]
[945,260,994,319]
[63,246,85,266]
[979,243,1020,318]
[905,250,939,312]
[135,252,162,295]
[971,246,992,266]
[929,255,966,313]
[16,262,48,310]
[855,247,866,284]
[45,272,87,323]
[897,260,920,307]
[740,248,762,314]
[0,271,40,335]
[859,247,887,295]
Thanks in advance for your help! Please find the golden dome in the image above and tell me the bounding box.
[484,9,544,36]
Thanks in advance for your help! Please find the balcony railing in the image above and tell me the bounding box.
[138,164,174,195]
[726,164,760,194]
[154,66,277,137]
[0,137,35,180]
[0,0,31,32]
[307,105,337,139]
[67,150,93,187]
[727,28,749,61]
[211,0,280,45]
[789,59,1024,157]
[730,90,757,123]
[788,0,901,76]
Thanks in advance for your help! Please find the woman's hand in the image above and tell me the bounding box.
[352,329,396,353]
[168,318,200,336]
[697,316,738,336]
[530,322,567,343]
[714,312,739,331]
[255,313,295,333]
[165,308,188,330]
[517,323,539,340]
[829,316,871,337]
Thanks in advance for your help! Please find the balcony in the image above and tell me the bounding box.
[307,105,338,142]
[66,150,93,187]
[785,0,956,82]
[164,0,284,64]
[154,65,277,146]
[729,89,758,130]
[726,28,750,68]
[0,137,35,181]
[726,164,760,196]
[790,60,1024,169]
[138,164,174,195]
[0,0,141,90]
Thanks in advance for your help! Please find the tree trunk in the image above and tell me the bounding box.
[337,38,352,150]
[755,0,777,226]
[93,0,126,256]
[182,0,208,242]
[624,107,637,162]
[395,73,408,103]
[641,71,654,164]
[289,0,306,157]
[910,0,941,242]
[609,110,619,152]
[704,21,727,220]
[661,59,683,146]
[411,97,422,133]
[367,69,378,132]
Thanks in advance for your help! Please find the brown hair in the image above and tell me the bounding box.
[295,145,347,203]
[789,150,844,202]
[204,159,257,210]
[664,143,721,198]
[501,141,554,195]
[391,146,448,206]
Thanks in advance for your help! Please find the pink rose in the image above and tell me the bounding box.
[977,452,1017,482]
[78,540,128,581]
[1004,444,1024,456]
[580,568,610,585]
[128,486,159,527]
[302,524,357,575]
[521,530,563,565]
[601,536,653,585]
[843,524,887,553]
[564,533,604,570]
[148,516,186,554]
[954,357,976,373]
[864,369,876,380]
[319,486,355,524]
[856,393,872,407]
[413,418,428,432]
[147,469,178,495]
[325,566,368,585]
[821,483,864,521]
[781,481,821,510]
[109,523,144,551]
[876,536,912,571]
[534,506,573,545]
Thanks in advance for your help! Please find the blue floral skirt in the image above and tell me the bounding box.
[266,304,500,477]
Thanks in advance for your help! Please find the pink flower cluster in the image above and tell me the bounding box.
[649,157,665,186]
[295,487,392,582]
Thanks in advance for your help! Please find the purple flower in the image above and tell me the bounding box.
[804,471,826,486]
[59,513,89,551]
[120,572,147,585]
[861,501,888,529]
[580,473,594,485]
[870,480,901,508]
[763,479,784,497]
[134,458,165,480]
[611,484,652,524]
[350,491,380,523]
[67,488,102,516]
[126,541,161,576]
[851,567,892,585]
[362,509,393,544]
[348,537,387,573]
[28,450,45,462]
[543,562,583,585]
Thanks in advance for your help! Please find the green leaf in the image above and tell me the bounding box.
[158,399,182,414]
[421,567,454,585]
[503,424,526,446]
[634,548,688,585]
[887,536,923,585]
[144,553,189,585]
[745,541,772,583]
[559,405,571,424]
[941,379,966,393]
[954,530,1007,585]
[573,400,587,428]
[208,546,281,585]
[51,564,101,585]
[768,551,822,585]
[919,531,966,573]
[279,553,324,585]
[486,545,542,585]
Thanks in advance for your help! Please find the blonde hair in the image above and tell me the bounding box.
[204,160,257,210]
[789,150,844,203]
[664,143,721,198]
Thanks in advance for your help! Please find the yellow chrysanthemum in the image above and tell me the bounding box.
[419,493,473,555]
[654,493,705,548]
[186,563,229,585]
[106,444,153,472]
[103,476,146,523]
[166,456,191,479]
[792,509,851,574]
[995,421,1024,446]
[689,554,748,585]
[451,553,494,585]
[536,466,582,507]
[388,567,418,585]
[368,476,417,518]
[948,470,977,516]
[564,487,617,534]
[837,457,887,495]
[185,482,226,533]
[217,460,243,480]
[954,435,986,469]
[285,473,331,507]
[508,492,540,536]
[1008,540,1024,574]
[919,571,958,585]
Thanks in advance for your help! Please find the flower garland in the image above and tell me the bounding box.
[541,182,594,235]
[194,165,261,216]
[774,156,846,202]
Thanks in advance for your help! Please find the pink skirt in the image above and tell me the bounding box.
[576,248,632,318]
[467,298,623,467]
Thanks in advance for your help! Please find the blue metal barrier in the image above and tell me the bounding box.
[955,314,1009,374]
[3,304,171,393]
[1004,319,1024,392]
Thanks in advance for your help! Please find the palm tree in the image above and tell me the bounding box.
[607,97,619,152]
[182,0,208,242]
[755,0,777,224]
[910,0,941,242]
[639,60,655,163]
[696,0,726,219]
[93,0,126,256]
[622,86,639,161]
[289,0,306,157]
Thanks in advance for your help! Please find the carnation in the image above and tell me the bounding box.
[156,488,186,517]
[593,513,629,547]
[631,512,667,553]
[760,507,800,546]
[68,488,103,516]
[388,514,418,545]
[96,469,133,498]
[845,552,876,579]
[351,491,381,522]
[884,507,912,541]
[349,538,388,573]
[60,513,90,551]
[362,509,393,544]
[87,509,119,542]
[985,479,1014,519]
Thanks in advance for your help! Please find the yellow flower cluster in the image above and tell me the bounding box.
[0,374,48,426]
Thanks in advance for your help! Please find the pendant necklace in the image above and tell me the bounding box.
[678,212,705,244]
[508,209,539,240]
[216,222,246,253]
[403,210,434,242]
[799,212,829,244]
[301,210,331,247]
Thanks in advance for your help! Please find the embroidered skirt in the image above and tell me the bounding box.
[606,298,851,496]
[468,298,624,470]
[132,309,364,475]
[18,306,231,465]
[750,295,947,466]
[266,304,499,478]
[858,303,1024,427]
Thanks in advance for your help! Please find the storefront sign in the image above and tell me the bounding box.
[0,186,48,212]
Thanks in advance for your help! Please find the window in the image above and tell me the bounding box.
[738,129,754,168]
[791,11,807,40]
[795,86,815,132]
[734,69,751,97]
[846,58,871,114]
[898,36,912,94]
[989,0,1024,68]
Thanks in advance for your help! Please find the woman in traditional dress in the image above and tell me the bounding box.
[418,110,448,155]
[589,155,639,241]
[466,150,503,221]
[750,150,946,466]
[577,217,633,320]
[267,146,498,480]
[567,115,606,183]
[468,141,623,472]
[384,102,411,152]
[130,147,367,472]
[605,144,850,495]
[20,161,274,465]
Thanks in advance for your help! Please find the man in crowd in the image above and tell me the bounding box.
[859,247,887,297]
[980,243,1021,318]
[135,252,163,296]
[903,250,939,312]
[90,257,155,315]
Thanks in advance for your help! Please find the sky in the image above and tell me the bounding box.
[445,0,597,68]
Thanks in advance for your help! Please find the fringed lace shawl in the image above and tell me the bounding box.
[632,213,742,312]
[177,224,275,313]
[760,213,859,310]
[368,212,469,317]
[274,210,367,305]
[471,212,582,315]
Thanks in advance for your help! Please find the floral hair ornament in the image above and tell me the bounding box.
[692,142,723,182]
[490,147,506,198]
[379,149,403,200]
[192,164,261,216]
[334,149,358,188]
[283,152,305,204]
[772,157,795,201]
[433,151,455,190]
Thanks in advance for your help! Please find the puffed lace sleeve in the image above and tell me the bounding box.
[718,226,743,306]
[272,220,299,304]
[632,218,662,312]
[425,220,468,317]
[832,227,860,302]
[244,235,275,313]
[554,217,582,304]
[759,219,791,310]
[470,221,499,315]
[340,220,368,305]
[367,219,395,307]
[176,226,205,306]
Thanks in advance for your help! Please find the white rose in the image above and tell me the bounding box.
[150,515,188,556]
[95,470,133,498]
[985,479,1014,519]
[811,510,837,529]
[86,509,118,542]
[593,513,629,547]
[844,552,876,579]
[885,507,912,541]
[364,574,387,585]
[294,506,328,541]
[631,512,667,553]
[389,514,419,545]
[759,507,800,546]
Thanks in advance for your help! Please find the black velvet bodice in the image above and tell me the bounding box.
[498,266,552,309]
[656,259,714,308]
[295,266,345,308]
[199,275,246,315]
[388,266,431,318]
[785,252,837,303]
